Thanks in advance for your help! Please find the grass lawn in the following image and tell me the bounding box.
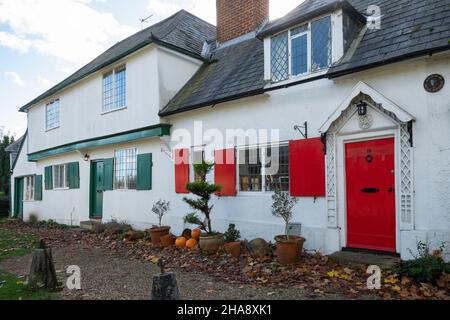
[0,272,59,300]
[0,224,60,300]
[0,228,39,261]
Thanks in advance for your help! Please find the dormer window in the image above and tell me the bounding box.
[270,16,332,83]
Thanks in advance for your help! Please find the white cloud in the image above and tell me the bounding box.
[36,75,53,87]
[146,0,304,25]
[5,71,27,87]
[0,0,138,66]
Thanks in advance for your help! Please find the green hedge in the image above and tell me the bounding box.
[0,196,9,218]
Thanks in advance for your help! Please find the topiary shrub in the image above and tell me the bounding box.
[223,224,241,243]
[394,241,450,284]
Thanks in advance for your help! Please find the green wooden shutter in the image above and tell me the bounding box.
[137,153,153,191]
[68,162,80,189]
[103,158,114,191]
[45,166,53,190]
[34,175,43,201]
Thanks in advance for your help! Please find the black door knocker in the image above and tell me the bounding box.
[366,149,373,163]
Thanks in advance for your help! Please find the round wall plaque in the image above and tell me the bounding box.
[358,114,374,130]
[424,74,445,93]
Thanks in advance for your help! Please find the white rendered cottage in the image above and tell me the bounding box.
[8,0,450,261]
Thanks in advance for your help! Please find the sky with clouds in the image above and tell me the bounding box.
[0,0,302,138]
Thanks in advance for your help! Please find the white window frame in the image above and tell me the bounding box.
[24,176,35,201]
[271,14,332,82]
[45,99,60,131]
[113,148,137,191]
[53,164,69,190]
[102,64,127,114]
[236,142,290,195]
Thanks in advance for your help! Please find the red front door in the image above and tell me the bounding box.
[345,138,396,253]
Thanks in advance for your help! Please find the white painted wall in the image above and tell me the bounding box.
[11,51,450,261]
[26,45,203,154]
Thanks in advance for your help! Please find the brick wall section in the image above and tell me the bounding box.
[216,0,269,43]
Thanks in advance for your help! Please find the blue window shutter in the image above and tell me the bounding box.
[103,158,114,191]
[137,153,152,191]
[45,166,53,190]
[34,175,43,201]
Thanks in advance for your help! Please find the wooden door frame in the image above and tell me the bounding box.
[89,160,104,219]
[336,129,400,254]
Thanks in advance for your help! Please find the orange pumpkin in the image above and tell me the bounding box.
[186,239,198,249]
[191,228,201,240]
[175,237,187,248]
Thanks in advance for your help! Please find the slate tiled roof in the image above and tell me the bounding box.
[5,135,25,153]
[328,0,450,77]
[20,10,216,112]
[159,38,265,116]
[162,0,450,116]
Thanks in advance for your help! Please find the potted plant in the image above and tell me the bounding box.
[272,190,305,265]
[183,161,223,254]
[223,224,241,258]
[149,199,171,245]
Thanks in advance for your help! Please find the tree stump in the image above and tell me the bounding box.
[28,240,59,291]
[151,259,180,300]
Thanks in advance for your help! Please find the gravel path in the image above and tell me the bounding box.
[0,244,324,300]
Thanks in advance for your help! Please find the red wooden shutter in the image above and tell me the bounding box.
[290,138,326,197]
[174,148,190,194]
[214,148,237,197]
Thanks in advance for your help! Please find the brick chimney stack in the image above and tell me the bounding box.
[216,0,269,43]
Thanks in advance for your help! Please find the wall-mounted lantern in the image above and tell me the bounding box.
[357,102,368,116]
[84,154,90,162]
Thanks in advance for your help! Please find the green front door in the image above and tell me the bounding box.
[14,178,24,218]
[90,161,104,218]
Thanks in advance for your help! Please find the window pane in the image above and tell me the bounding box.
[265,145,290,192]
[103,72,114,112]
[64,164,70,188]
[239,148,262,192]
[114,148,137,190]
[291,34,308,75]
[271,32,289,82]
[114,66,126,109]
[46,100,60,130]
[311,16,332,71]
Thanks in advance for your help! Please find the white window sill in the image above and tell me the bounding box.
[23,200,35,203]
[101,106,127,115]
[53,187,69,191]
[265,69,328,89]
[45,126,60,133]
[236,191,277,197]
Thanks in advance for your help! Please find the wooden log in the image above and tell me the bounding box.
[28,240,58,291]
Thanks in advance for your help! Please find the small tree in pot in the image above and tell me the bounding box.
[223,224,242,258]
[272,190,305,265]
[150,199,171,245]
[183,161,223,254]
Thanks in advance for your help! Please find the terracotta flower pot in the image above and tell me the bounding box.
[149,226,171,245]
[224,242,241,257]
[199,234,224,254]
[274,235,305,265]
[160,234,175,247]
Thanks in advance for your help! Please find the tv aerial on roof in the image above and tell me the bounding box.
[139,14,154,30]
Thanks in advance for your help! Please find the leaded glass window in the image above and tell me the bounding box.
[53,164,69,189]
[265,145,290,192]
[103,65,126,113]
[25,176,35,201]
[46,99,60,130]
[311,16,332,71]
[271,32,289,82]
[114,148,137,190]
[270,16,332,81]
[239,148,262,192]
